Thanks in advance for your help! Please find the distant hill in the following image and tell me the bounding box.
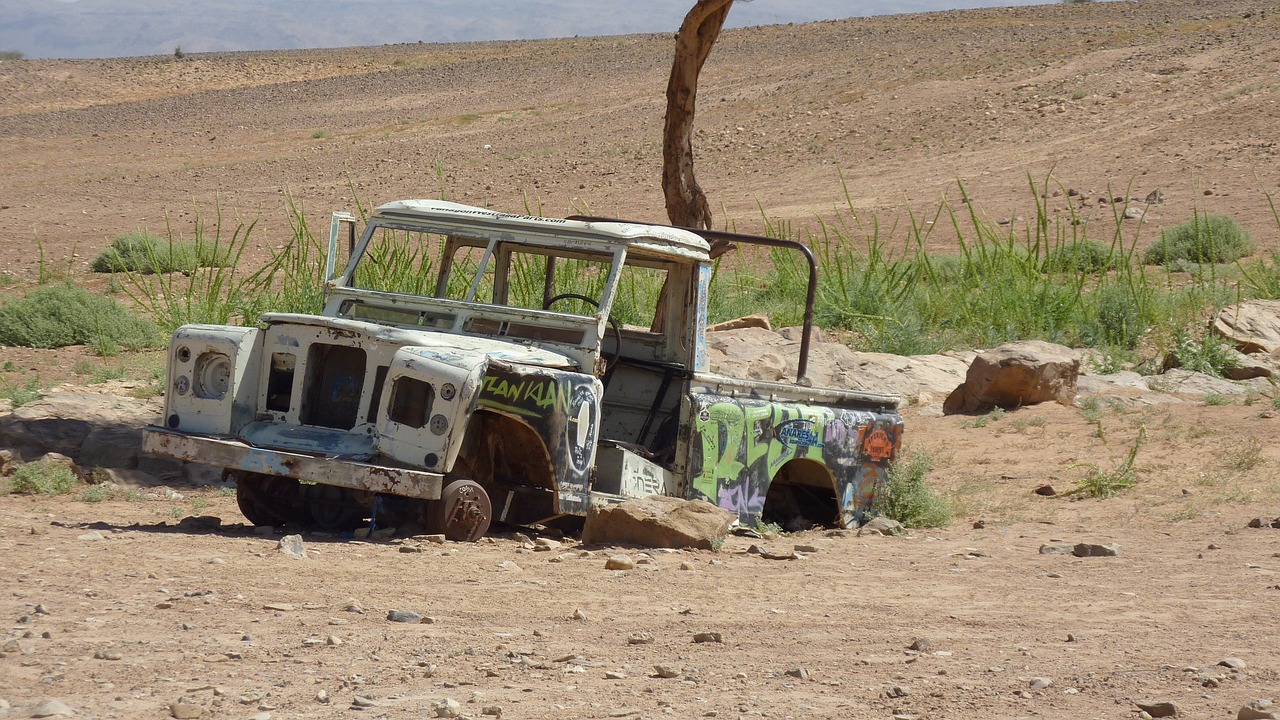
[0,0,1055,59]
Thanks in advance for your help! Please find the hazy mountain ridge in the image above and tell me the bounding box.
[2,0,1051,59]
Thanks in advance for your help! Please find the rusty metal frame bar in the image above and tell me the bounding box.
[142,427,444,500]
[567,215,818,383]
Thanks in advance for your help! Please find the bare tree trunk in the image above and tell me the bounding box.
[663,0,733,241]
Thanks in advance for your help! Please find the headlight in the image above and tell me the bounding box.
[193,352,232,400]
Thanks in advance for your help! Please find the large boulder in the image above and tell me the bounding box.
[944,341,1079,414]
[0,391,162,469]
[1213,300,1280,354]
[582,496,735,550]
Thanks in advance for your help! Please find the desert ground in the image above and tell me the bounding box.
[2,1,1280,718]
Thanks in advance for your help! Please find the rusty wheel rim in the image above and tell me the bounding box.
[435,479,492,542]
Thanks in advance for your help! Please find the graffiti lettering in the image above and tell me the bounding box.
[479,375,571,417]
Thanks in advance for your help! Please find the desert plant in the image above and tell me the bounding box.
[9,460,78,496]
[0,376,43,408]
[1067,425,1145,498]
[1143,214,1253,265]
[91,230,231,274]
[1042,238,1118,273]
[0,51,23,61]
[873,449,951,528]
[0,284,161,351]
[1173,332,1237,377]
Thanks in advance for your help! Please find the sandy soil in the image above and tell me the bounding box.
[2,2,1280,718]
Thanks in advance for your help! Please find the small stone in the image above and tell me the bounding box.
[693,632,722,643]
[387,610,423,624]
[785,666,811,680]
[886,685,910,698]
[399,544,425,553]
[1239,699,1277,720]
[422,534,447,544]
[351,696,377,708]
[1039,544,1074,555]
[316,689,330,704]
[497,560,522,572]
[534,537,561,551]
[908,638,931,652]
[605,555,635,570]
[1033,484,1057,496]
[482,706,503,717]
[263,603,294,611]
[30,699,76,718]
[605,670,626,680]
[77,531,104,541]
[571,608,588,621]
[94,648,122,660]
[1029,677,1052,690]
[679,561,694,570]
[436,697,462,718]
[793,544,819,554]
[1135,700,1179,718]
[858,516,904,536]
[326,635,343,646]
[168,702,204,719]
[1219,656,1247,671]
[653,664,681,678]
[277,535,307,560]
[34,604,49,615]
[1073,542,1121,557]
[627,632,655,645]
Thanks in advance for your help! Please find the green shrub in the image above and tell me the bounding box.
[873,449,951,528]
[1143,214,1254,265]
[1043,239,1118,274]
[0,283,162,350]
[1085,281,1145,349]
[90,230,230,275]
[9,460,78,495]
[1173,332,1237,377]
[0,376,44,408]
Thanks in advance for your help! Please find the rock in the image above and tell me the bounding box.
[77,531,105,541]
[627,632,655,645]
[30,699,76,717]
[708,314,772,332]
[262,603,293,611]
[1146,369,1252,397]
[1033,484,1057,496]
[1039,544,1074,555]
[605,670,626,680]
[1214,300,1280,354]
[1224,350,1272,380]
[582,496,735,550]
[0,391,163,469]
[351,696,377,708]
[482,705,503,717]
[93,648,122,660]
[1073,543,1120,557]
[692,632,722,643]
[1219,656,1248,671]
[858,516,905,536]
[277,534,307,560]
[944,341,1080,414]
[604,555,635,571]
[168,701,204,719]
[777,325,823,343]
[886,685,910,698]
[793,544,819,553]
[316,689,330,704]
[497,560,522,572]
[0,448,18,476]
[387,610,424,624]
[534,537,561,551]
[1136,700,1178,717]
[785,666,811,680]
[1029,677,1052,690]
[572,608,588,621]
[1239,699,1277,720]
[653,664,682,679]
[907,638,930,652]
[178,515,222,532]
[435,698,462,718]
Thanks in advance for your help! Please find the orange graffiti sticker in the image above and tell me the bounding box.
[858,425,898,463]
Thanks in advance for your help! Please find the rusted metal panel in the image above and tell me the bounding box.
[142,427,443,500]
[686,393,903,528]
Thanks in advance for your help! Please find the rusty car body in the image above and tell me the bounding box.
[143,200,903,539]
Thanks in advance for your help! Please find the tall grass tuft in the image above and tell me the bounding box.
[1143,213,1254,265]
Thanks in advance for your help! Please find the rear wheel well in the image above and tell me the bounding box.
[454,410,558,524]
[761,458,839,532]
